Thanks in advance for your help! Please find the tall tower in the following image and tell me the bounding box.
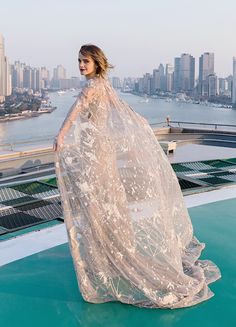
[232,57,236,104]
[174,57,181,91]
[208,73,217,97]
[199,52,214,96]
[53,65,66,80]
[4,56,11,96]
[179,53,195,92]
[165,64,174,92]
[0,33,12,100]
[0,33,5,100]
[152,65,165,93]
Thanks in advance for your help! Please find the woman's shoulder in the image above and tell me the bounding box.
[76,77,107,102]
[83,76,112,96]
[86,75,110,88]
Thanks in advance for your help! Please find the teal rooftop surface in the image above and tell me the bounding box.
[0,198,235,326]
[0,158,236,326]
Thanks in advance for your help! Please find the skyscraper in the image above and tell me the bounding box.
[174,54,195,93]
[199,52,214,96]
[52,65,67,89]
[165,64,174,92]
[53,65,66,80]
[41,66,50,89]
[112,77,121,89]
[232,57,236,104]
[152,69,159,93]
[0,33,11,102]
[0,33,5,101]
[219,78,227,96]
[207,73,217,97]
[4,56,11,96]
[179,53,195,92]
[12,61,25,89]
[174,57,180,91]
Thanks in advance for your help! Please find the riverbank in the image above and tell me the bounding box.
[0,106,56,123]
[127,91,233,109]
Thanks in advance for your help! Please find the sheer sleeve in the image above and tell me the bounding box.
[56,83,98,145]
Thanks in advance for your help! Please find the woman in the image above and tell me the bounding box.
[54,44,221,308]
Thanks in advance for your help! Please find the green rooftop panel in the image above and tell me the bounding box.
[11,181,56,195]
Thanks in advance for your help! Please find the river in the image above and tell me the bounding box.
[1,90,236,145]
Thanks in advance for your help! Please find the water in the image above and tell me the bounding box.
[1,90,236,145]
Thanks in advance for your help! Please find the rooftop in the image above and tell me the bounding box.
[1,125,236,326]
[0,182,235,327]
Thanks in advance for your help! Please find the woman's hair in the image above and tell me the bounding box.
[79,44,114,78]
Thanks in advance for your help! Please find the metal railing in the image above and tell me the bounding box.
[150,120,236,131]
[1,121,236,153]
[0,135,55,152]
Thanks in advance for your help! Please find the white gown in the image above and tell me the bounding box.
[55,76,221,308]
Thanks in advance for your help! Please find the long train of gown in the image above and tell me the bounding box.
[55,76,221,308]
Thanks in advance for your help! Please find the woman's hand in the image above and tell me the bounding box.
[53,134,65,152]
[53,138,58,152]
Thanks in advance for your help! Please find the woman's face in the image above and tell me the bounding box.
[78,53,97,79]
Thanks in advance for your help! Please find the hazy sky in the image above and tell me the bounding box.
[1,0,236,79]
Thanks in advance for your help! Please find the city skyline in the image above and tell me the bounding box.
[3,47,235,82]
[3,43,236,82]
[1,0,236,78]
[1,34,235,102]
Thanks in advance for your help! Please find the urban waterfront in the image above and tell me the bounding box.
[1,90,236,146]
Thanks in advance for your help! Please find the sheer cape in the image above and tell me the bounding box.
[55,76,221,308]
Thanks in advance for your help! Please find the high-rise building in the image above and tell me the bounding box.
[152,64,165,93]
[112,77,121,89]
[0,33,5,101]
[53,65,66,80]
[174,54,195,93]
[23,66,32,89]
[152,69,159,92]
[4,56,11,96]
[12,61,25,89]
[0,33,12,101]
[219,78,227,96]
[199,52,214,96]
[159,64,165,91]
[207,73,218,97]
[15,63,43,91]
[165,64,174,92]
[35,68,42,91]
[41,66,50,89]
[226,75,233,98]
[173,57,181,91]
[232,57,236,104]
[70,76,81,89]
[138,77,144,93]
[179,53,195,92]
[52,65,67,89]
[137,74,152,95]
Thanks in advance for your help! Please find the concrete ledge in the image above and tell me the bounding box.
[0,147,55,177]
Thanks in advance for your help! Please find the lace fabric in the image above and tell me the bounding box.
[55,76,221,308]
